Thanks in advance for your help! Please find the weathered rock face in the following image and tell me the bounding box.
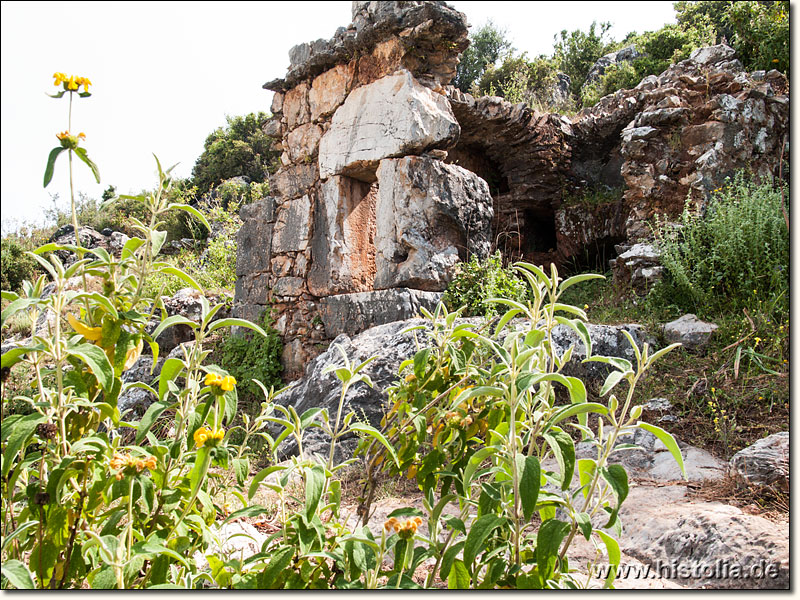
[374,156,492,290]
[444,43,788,272]
[318,70,460,181]
[620,489,789,589]
[729,432,789,493]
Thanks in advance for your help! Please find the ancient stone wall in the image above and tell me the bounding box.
[235,1,789,379]
[234,1,494,378]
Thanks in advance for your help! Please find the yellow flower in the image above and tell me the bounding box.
[204,372,236,393]
[773,59,780,63]
[78,132,86,140]
[383,516,423,538]
[221,375,237,392]
[583,304,589,310]
[204,372,222,386]
[193,426,224,448]
[66,75,79,91]
[53,72,67,86]
[76,76,92,92]
[109,451,156,480]
[67,313,103,342]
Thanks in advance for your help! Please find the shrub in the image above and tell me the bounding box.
[478,54,566,111]
[454,21,513,93]
[218,310,283,401]
[443,251,528,317]
[652,172,789,319]
[553,21,613,105]
[1,237,41,292]
[191,113,278,194]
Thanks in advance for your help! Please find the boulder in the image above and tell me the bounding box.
[149,288,205,355]
[663,314,718,353]
[317,289,442,338]
[620,486,789,589]
[118,356,164,418]
[272,319,424,461]
[611,242,663,292]
[373,155,493,291]
[318,70,460,181]
[575,428,725,483]
[729,431,789,493]
[583,45,641,88]
[272,317,662,463]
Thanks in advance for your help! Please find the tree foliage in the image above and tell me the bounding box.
[553,21,613,104]
[454,21,513,92]
[191,112,278,194]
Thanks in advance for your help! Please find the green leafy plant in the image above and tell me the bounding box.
[1,238,41,293]
[443,251,528,318]
[652,172,788,319]
[354,265,685,588]
[218,310,283,402]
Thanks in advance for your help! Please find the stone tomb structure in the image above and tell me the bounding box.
[234,1,789,378]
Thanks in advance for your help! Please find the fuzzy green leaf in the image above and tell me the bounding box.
[43,147,66,187]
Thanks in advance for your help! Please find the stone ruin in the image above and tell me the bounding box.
[233,0,789,378]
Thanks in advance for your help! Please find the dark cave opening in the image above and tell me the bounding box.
[562,234,625,275]
[523,209,558,255]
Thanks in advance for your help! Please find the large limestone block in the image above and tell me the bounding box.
[317,289,443,338]
[729,431,788,493]
[318,70,460,181]
[308,176,377,296]
[374,156,493,291]
[287,123,323,163]
[235,198,275,276]
[272,195,312,253]
[270,163,317,200]
[309,63,354,121]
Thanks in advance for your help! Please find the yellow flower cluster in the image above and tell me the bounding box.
[204,372,236,392]
[194,426,225,448]
[56,131,85,141]
[384,516,423,539]
[109,452,157,480]
[53,72,91,92]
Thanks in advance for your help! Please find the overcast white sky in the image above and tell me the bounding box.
[1,1,678,233]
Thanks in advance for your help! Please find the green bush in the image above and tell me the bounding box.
[443,251,528,317]
[651,172,788,319]
[675,0,789,75]
[478,54,566,111]
[553,21,613,105]
[218,310,283,401]
[581,22,715,106]
[454,21,513,93]
[1,237,41,292]
[191,113,279,194]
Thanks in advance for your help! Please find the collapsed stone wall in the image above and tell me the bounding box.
[234,1,789,379]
